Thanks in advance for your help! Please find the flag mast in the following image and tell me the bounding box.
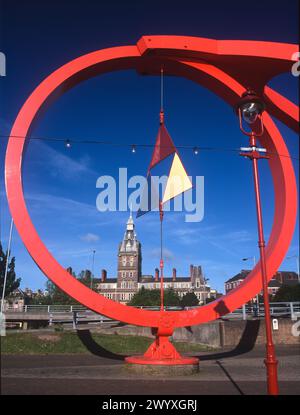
[129,67,196,366]
[159,68,165,312]
[137,67,192,312]
[159,201,164,311]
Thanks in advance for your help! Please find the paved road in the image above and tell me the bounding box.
[1,345,300,395]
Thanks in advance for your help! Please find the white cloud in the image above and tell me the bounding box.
[27,140,96,179]
[80,233,99,243]
[171,223,254,253]
[221,230,253,243]
[150,247,174,262]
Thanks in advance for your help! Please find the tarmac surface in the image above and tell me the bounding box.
[1,344,300,395]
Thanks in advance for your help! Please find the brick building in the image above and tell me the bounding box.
[225,269,299,297]
[94,213,216,304]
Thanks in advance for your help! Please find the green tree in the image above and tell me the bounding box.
[43,280,78,305]
[0,242,21,298]
[78,269,93,288]
[257,293,273,303]
[36,268,98,305]
[164,288,182,307]
[129,287,181,307]
[181,292,199,307]
[274,284,300,302]
[26,292,52,305]
[129,287,160,306]
[205,297,215,304]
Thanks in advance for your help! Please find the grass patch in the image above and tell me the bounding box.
[1,331,213,355]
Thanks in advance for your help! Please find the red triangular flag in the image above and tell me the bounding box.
[148,124,177,171]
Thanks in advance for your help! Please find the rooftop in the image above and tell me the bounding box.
[225,270,299,284]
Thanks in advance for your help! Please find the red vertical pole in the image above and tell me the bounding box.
[159,67,164,312]
[159,201,164,311]
[249,133,279,395]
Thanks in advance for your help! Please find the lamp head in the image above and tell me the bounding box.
[236,90,265,125]
[65,139,71,148]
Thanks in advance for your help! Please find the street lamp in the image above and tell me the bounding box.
[236,89,279,395]
[242,256,256,270]
[91,250,96,290]
[0,218,14,314]
[242,256,260,311]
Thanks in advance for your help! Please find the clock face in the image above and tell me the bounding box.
[122,256,127,266]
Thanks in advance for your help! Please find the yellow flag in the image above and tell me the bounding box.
[162,153,193,204]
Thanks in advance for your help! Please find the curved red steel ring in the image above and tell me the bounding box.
[4,38,298,329]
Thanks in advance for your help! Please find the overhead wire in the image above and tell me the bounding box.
[0,134,298,161]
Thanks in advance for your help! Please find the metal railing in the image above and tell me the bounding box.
[48,310,113,328]
[5,304,87,313]
[4,301,300,320]
[225,302,300,320]
[3,304,114,329]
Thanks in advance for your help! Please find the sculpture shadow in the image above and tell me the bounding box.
[195,319,261,361]
[76,329,127,361]
[214,299,230,316]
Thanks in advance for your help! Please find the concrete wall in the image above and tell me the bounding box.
[173,322,221,347]
[182,319,299,347]
[254,319,299,346]
[98,318,300,348]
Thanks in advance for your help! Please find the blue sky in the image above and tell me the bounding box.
[0,0,299,294]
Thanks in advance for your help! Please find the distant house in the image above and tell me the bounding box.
[275,271,299,286]
[3,288,26,311]
[225,270,250,293]
[3,287,49,311]
[225,269,299,297]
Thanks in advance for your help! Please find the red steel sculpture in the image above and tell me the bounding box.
[4,36,299,373]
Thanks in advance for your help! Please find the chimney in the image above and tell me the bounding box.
[172,268,177,281]
[190,264,194,279]
[101,269,107,282]
[155,268,159,281]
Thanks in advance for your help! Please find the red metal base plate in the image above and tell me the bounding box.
[125,355,199,366]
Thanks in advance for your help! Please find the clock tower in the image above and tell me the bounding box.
[117,212,141,289]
